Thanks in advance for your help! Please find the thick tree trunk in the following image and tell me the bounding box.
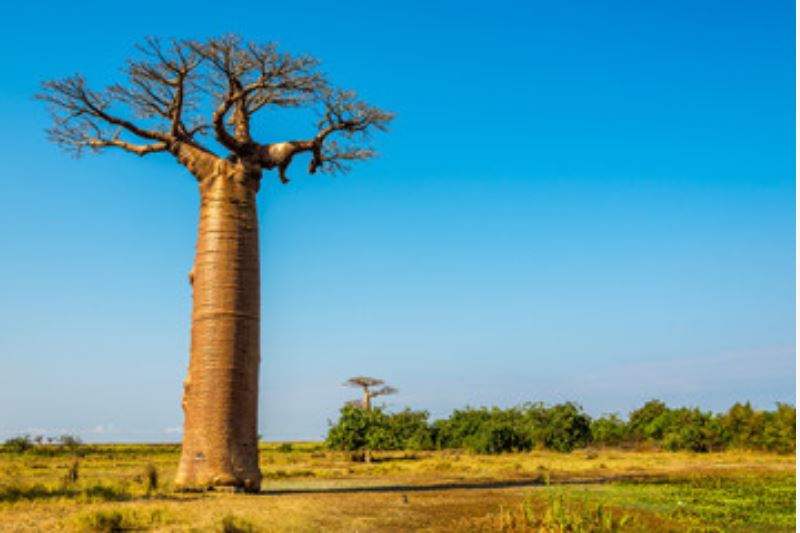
[175,164,262,492]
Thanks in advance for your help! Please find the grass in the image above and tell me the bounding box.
[0,444,793,531]
[0,483,131,504]
[467,471,795,532]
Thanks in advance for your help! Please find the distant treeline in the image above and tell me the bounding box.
[326,401,796,454]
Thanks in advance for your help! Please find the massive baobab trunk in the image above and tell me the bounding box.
[176,161,262,491]
[39,35,392,495]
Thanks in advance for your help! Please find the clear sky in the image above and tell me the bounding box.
[0,0,794,442]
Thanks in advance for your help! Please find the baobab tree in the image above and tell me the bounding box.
[344,376,397,411]
[38,35,393,493]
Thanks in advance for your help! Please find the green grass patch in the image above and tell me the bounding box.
[604,472,796,531]
[0,482,131,503]
[71,507,175,532]
[526,471,797,532]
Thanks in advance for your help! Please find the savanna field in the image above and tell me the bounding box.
[4,8,794,533]
[0,442,794,532]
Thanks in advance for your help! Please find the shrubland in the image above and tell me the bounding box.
[326,400,795,455]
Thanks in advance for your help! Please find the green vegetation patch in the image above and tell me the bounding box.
[612,472,795,530]
[549,471,796,532]
[0,482,131,504]
[71,507,176,532]
[326,400,796,456]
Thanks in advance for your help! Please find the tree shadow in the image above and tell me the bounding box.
[259,474,646,496]
[0,482,207,504]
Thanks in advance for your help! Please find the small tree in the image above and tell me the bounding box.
[344,377,397,411]
[719,402,764,449]
[628,400,671,442]
[763,402,796,453]
[590,414,628,447]
[57,434,83,454]
[539,403,592,452]
[326,403,396,461]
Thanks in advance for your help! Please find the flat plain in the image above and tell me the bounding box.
[0,443,794,532]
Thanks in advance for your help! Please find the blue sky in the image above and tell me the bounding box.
[0,0,794,442]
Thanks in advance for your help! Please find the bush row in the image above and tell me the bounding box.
[2,434,83,454]
[326,400,795,454]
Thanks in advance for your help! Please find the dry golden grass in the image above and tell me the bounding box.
[0,444,794,532]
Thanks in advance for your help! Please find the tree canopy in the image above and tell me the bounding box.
[38,35,393,184]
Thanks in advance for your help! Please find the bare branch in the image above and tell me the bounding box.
[38,74,172,152]
[39,35,392,183]
[189,35,323,153]
[86,138,168,156]
[38,38,211,159]
[110,37,207,146]
[242,45,321,115]
[45,115,169,157]
[257,88,393,183]
[305,88,394,175]
[188,35,245,152]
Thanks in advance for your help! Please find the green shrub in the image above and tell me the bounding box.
[515,402,593,452]
[327,404,396,452]
[57,434,83,454]
[536,403,592,452]
[659,408,725,452]
[763,403,796,453]
[3,434,33,453]
[326,399,796,455]
[406,426,435,450]
[719,402,763,449]
[387,408,434,449]
[327,405,436,453]
[433,407,493,449]
[464,419,531,454]
[628,400,670,442]
[591,414,628,446]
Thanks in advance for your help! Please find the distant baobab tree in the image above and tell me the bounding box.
[344,376,398,411]
[38,35,393,493]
